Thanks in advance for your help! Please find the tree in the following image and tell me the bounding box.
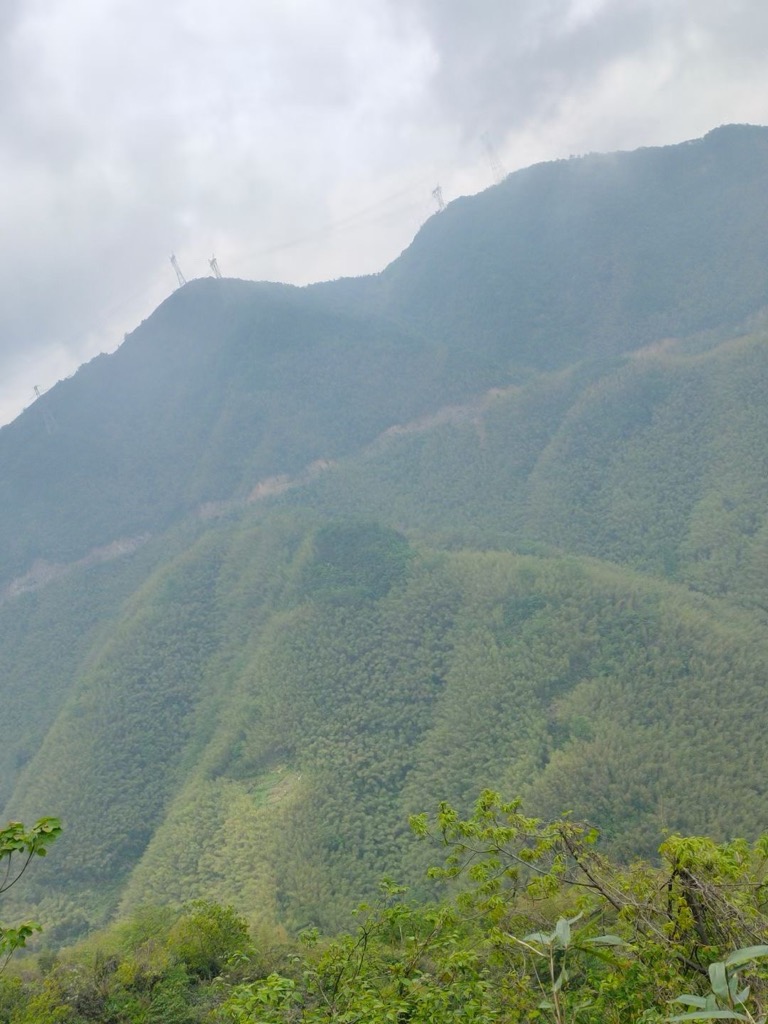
[0,818,61,971]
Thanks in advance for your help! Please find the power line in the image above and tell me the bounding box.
[228,175,434,272]
[21,172,458,403]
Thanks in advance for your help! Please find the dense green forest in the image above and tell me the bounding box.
[4,515,768,942]
[3,124,768,954]
[4,797,768,1023]
[286,326,768,609]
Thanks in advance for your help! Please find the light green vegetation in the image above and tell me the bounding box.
[0,818,60,971]
[4,513,768,937]
[4,799,768,1023]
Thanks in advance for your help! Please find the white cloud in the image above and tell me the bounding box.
[2,0,768,424]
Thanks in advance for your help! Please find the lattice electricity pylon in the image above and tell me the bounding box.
[481,132,507,184]
[170,253,187,287]
[33,385,58,435]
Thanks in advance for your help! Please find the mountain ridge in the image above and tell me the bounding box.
[5,123,768,585]
[4,124,768,939]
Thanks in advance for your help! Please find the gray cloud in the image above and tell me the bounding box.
[0,1,439,420]
[2,0,768,425]
[393,0,653,133]
[397,0,768,157]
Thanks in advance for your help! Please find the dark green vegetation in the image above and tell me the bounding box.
[4,798,768,1022]
[3,124,768,947]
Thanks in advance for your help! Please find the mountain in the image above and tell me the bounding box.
[3,124,768,940]
[5,123,768,586]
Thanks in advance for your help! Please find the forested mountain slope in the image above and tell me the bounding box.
[0,282,480,585]
[4,124,768,585]
[5,516,768,940]
[376,123,768,366]
[3,124,768,939]
[286,324,768,609]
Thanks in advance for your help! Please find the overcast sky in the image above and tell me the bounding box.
[3,0,768,426]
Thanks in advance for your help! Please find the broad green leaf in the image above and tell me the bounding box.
[672,996,709,1009]
[709,961,729,1001]
[734,986,750,1005]
[554,917,571,948]
[666,1011,747,1021]
[724,946,768,968]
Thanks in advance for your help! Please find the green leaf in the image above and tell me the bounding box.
[724,946,768,968]
[734,986,750,1006]
[583,934,623,946]
[554,917,571,948]
[672,996,709,1009]
[709,961,729,1001]
[553,968,568,993]
[665,1011,748,1021]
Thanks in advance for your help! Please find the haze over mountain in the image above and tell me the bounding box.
[3,124,768,940]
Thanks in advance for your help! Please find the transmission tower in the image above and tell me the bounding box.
[481,132,507,184]
[432,184,446,213]
[33,385,58,436]
[209,255,222,279]
[170,253,187,287]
